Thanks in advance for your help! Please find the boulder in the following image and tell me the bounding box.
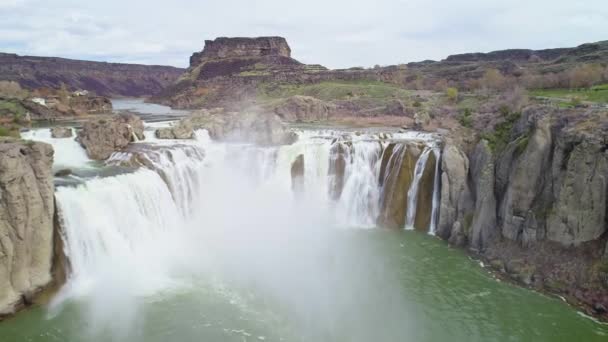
[274,95,336,122]
[76,113,145,160]
[161,108,297,145]
[154,121,195,140]
[413,150,437,231]
[0,140,54,315]
[50,127,73,138]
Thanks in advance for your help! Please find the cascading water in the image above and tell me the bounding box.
[30,125,442,340]
[404,147,432,230]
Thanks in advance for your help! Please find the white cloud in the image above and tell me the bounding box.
[0,0,607,68]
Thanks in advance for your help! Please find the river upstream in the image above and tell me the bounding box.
[2,99,607,342]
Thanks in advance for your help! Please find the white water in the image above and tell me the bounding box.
[21,128,93,170]
[404,147,432,230]
[52,128,442,334]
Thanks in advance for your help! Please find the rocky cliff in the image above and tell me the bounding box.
[0,139,58,316]
[155,36,379,109]
[0,53,184,96]
[438,107,608,319]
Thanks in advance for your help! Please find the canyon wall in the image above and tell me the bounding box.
[437,107,608,318]
[0,139,58,316]
[0,53,184,96]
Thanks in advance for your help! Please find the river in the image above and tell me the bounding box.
[2,99,607,342]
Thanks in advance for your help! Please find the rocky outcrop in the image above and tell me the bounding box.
[437,144,472,240]
[76,114,145,160]
[154,108,297,145]
[273,96,336,122]
[0,53,184,97]
[437,106,608,320]
[547,135,608,246]
[0,140,55,315]
[50,127,73,138]
[68,96,112,113]
[190,37,291,66]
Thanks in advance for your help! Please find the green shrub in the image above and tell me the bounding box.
[458,108,473,128]
[446,87,459,102]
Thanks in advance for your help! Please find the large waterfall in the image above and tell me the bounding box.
[31,126,441,338]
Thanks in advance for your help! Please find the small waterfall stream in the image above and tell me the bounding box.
[404,148,432,230]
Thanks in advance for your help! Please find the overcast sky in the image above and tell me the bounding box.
[1,0,607,69]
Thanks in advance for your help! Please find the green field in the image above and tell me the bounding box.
[530,84,608,104]
[258,80,412,102]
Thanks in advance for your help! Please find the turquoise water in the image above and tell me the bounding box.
[1,230,606,342]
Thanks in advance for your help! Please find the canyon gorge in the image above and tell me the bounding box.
[0,36,607,341]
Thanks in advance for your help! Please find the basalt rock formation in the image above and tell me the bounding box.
[438,106,608,319]
[0,53,184,96]
[76,113,145,160]
[0,139,56,316]
[155,36,377,109]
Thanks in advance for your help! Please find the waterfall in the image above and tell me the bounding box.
[20,128,92,170]
[428,148,441,235]
[333,141,384,227]
[51,128,443,312]
[404,148,432,230]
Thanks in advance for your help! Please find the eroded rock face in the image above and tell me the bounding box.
[413,151,436,231]
[69,96,113,113]
[50,127,73,138]
[378,143,421,229]
[0,140,54,315]
[468,140,497,250]
[76,114,145,160]
[547,138,608,246]
[273,96,336,122]
[499,118,552,244]
[437,144,472,239]
[155,109,297,146]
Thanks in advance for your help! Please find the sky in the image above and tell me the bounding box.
[1,0,607,69]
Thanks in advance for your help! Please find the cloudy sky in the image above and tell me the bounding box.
[1,0,607,68]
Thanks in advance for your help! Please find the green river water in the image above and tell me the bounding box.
[1,230,606,342]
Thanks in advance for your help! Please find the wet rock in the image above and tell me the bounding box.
[50,127,72,138]
[154,121,195,140]
[76,113,145,160]
[448,222,466,247]
[413,150,436,231]
[291,154,305,192]
[0,140,54,315]
[328,142,348,200]
[378,143,421,229]
[54,169,72,177]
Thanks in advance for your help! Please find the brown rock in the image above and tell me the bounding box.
[50,127,73,138]
[76,113,145,160]
[0,140,54,315]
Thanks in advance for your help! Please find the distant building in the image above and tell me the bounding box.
[30,97,47,106]
[73,90,89,96]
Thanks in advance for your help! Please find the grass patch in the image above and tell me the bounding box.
[529,84,608,104]
[257,80,412,102]
[0,99,26,117]
[480,109,522,152]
